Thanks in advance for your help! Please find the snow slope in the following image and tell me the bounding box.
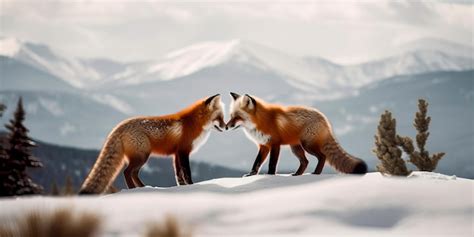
[0,172,471,236]
[0,37,103,88]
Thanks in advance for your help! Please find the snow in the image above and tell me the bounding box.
[3,37,473,97]
[112,38,473,95]
[90,93,134,115]
[0,172,472,236]
[146,40,239,81]
[59,122,76,136]
[394,37,474,59]
[1,37,102,88]
[0,37,21,57]
[38,97,64,116]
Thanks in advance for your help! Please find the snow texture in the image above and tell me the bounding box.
[0,172,471,236]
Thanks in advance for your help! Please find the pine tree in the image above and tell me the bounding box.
[2,98,43,195]
[0,102,13,195]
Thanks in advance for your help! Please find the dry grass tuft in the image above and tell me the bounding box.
[0,208,101,237]
[145,216,192,237]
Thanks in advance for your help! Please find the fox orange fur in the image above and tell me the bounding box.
[225,92,367,176]
[79,94,225,194]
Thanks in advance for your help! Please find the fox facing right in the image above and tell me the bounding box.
[79,94,225,194]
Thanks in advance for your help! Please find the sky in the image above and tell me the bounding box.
[1,0,472,64]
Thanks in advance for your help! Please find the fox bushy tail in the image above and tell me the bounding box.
[79,132,125,194]
[322,135,367,174]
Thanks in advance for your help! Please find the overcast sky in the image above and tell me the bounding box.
[1,0,472,64]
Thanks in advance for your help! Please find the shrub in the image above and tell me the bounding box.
[145,216,192,237]
[373,111,410,176]
[374,99,445,176]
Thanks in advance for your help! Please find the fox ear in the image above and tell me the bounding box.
[243,94,256,110]
[205,94,221,107]
[230,92,241,100]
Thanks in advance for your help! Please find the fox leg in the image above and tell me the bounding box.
[302,142,326,175]
[177,151,193,185]
[131,153,150,187]
[290,144,309,176]
[173,154,186,185]
[312,149,326,174]
[244,145,270,177]
[123,164,136,189]
[124,152,150,188]
[267,145,281,175]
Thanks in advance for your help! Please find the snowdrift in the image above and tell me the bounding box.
[0,172,472,236]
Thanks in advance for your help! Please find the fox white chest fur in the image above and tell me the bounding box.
[191,123,211,153]
[243,121,271,145]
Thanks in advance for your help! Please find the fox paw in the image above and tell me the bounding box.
[243,172,257,177]
[291,172,303,176]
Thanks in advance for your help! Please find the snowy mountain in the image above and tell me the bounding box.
[393,37,474,59]
[0,172,471,236]
[104,39,473,98]
[0,56,76,92]
[1,37,472,97]
[0,37,105,88]
[0,90,129,147]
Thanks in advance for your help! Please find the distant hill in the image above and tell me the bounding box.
[0,133,244,193]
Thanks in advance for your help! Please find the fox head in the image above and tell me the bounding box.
[203,94,226,132]
[226,92,257,130]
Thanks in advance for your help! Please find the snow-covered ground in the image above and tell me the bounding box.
[0,172,472,236]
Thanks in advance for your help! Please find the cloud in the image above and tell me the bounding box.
[1,0,471,64]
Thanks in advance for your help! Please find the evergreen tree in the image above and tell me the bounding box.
[0,102,13,195]
[1,98,43,195]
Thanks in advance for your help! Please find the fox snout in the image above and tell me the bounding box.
[213,116,226,132]
[225,117,242,130]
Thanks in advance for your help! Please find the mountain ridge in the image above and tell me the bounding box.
[1,36,472,96]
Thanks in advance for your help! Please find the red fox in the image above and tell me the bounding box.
[225,92,367,176]
[79,94,225,194]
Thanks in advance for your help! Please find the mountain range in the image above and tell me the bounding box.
[0,36,473,178]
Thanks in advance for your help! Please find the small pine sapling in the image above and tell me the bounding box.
[397,99,445,171]
[373,111,410,176]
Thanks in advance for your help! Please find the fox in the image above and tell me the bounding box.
[79,94,226,194]
[225,92,367,176]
